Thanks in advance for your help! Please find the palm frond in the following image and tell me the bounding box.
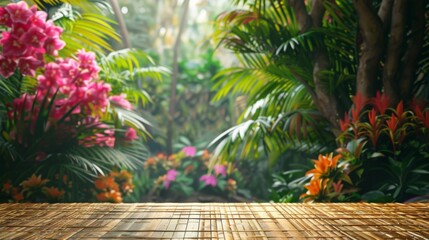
[99,49,169,106]
[58,12,120,54]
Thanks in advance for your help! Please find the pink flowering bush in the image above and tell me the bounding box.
[135,147,247,201]
[0,1,149,202]
[0,1,64,78]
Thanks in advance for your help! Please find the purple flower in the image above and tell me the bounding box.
[182,146,196,157]
[199,174,217,187]
[214,164,227,177]
[164,169,178,189]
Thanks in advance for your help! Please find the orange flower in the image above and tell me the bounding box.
[111,170,133,182]
[121,182,134,194]
[306,153,340,179]
[226,178,237,191]
[43,187,65,199]
[20,174,49,191]
[94,176,119,191]
[184,164,194,174]
[97,190,123,203]
[96,192,108,202]
[300,178,326,200]
[156,153,167,160]
[144,157,156,168]
[2,181,12,192]
[202,149,211,160]
[168,154,176,161]
[12,188,24,202]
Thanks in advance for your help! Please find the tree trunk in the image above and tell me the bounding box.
[353,0,383,99]
[167,0,190,154]
[399,0,425,101]
[381,0,406,105]
[110,0,131,49]
[288,0,340,129]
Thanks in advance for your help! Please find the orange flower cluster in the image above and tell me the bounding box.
[94,169,134,203]
[43,187,65,200]
[20,174,49,191]
[300,153,350,202]
[1,174,66,202]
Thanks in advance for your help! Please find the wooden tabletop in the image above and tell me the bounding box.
[0,203,428,239]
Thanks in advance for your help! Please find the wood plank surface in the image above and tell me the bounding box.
[0,203,428,239]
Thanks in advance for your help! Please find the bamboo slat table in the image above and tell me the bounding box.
[0,203,428,239]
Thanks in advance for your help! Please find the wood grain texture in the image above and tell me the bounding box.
[0,203,428,239]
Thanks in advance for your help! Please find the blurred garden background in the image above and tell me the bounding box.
[0,0,428,204]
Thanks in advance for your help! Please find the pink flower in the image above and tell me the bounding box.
[20,26,47,49]
[125,128,138,141]
[105,136,115,148]
[85,82,111,112]
[109,94,133,110]
[182,146,196,157]
[44,37,65,56]
[0,7,12,27]
[164,169,178,189]
[44,20,62,37]
[18,56,43,76]
[5,1,32,24]
[2,36,27,57]
[214,164,227,177]
[199,174,217,187]
[0,56,17,78]
[29,11,47,28]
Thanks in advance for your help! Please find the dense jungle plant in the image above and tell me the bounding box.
[210,0,429,202]
[299,93,429,202]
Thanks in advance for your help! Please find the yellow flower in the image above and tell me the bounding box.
[20,174,49,191]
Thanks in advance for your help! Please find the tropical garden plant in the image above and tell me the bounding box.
[210,0,429,202]
[131,146,250,202]
[0,0,165,203]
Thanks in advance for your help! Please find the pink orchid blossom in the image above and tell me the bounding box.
[109,94,133,110]
[182,146,196,157]
[0,7,12,27]
[0,56,17,78]
[5,1,32,24]
[18,56,43,76]
[20,26,47,49]
[214,164,227,177]
[125,128,138,141]
[164,169,178,189]
[0,2,65,77]
[199,174,217,187]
